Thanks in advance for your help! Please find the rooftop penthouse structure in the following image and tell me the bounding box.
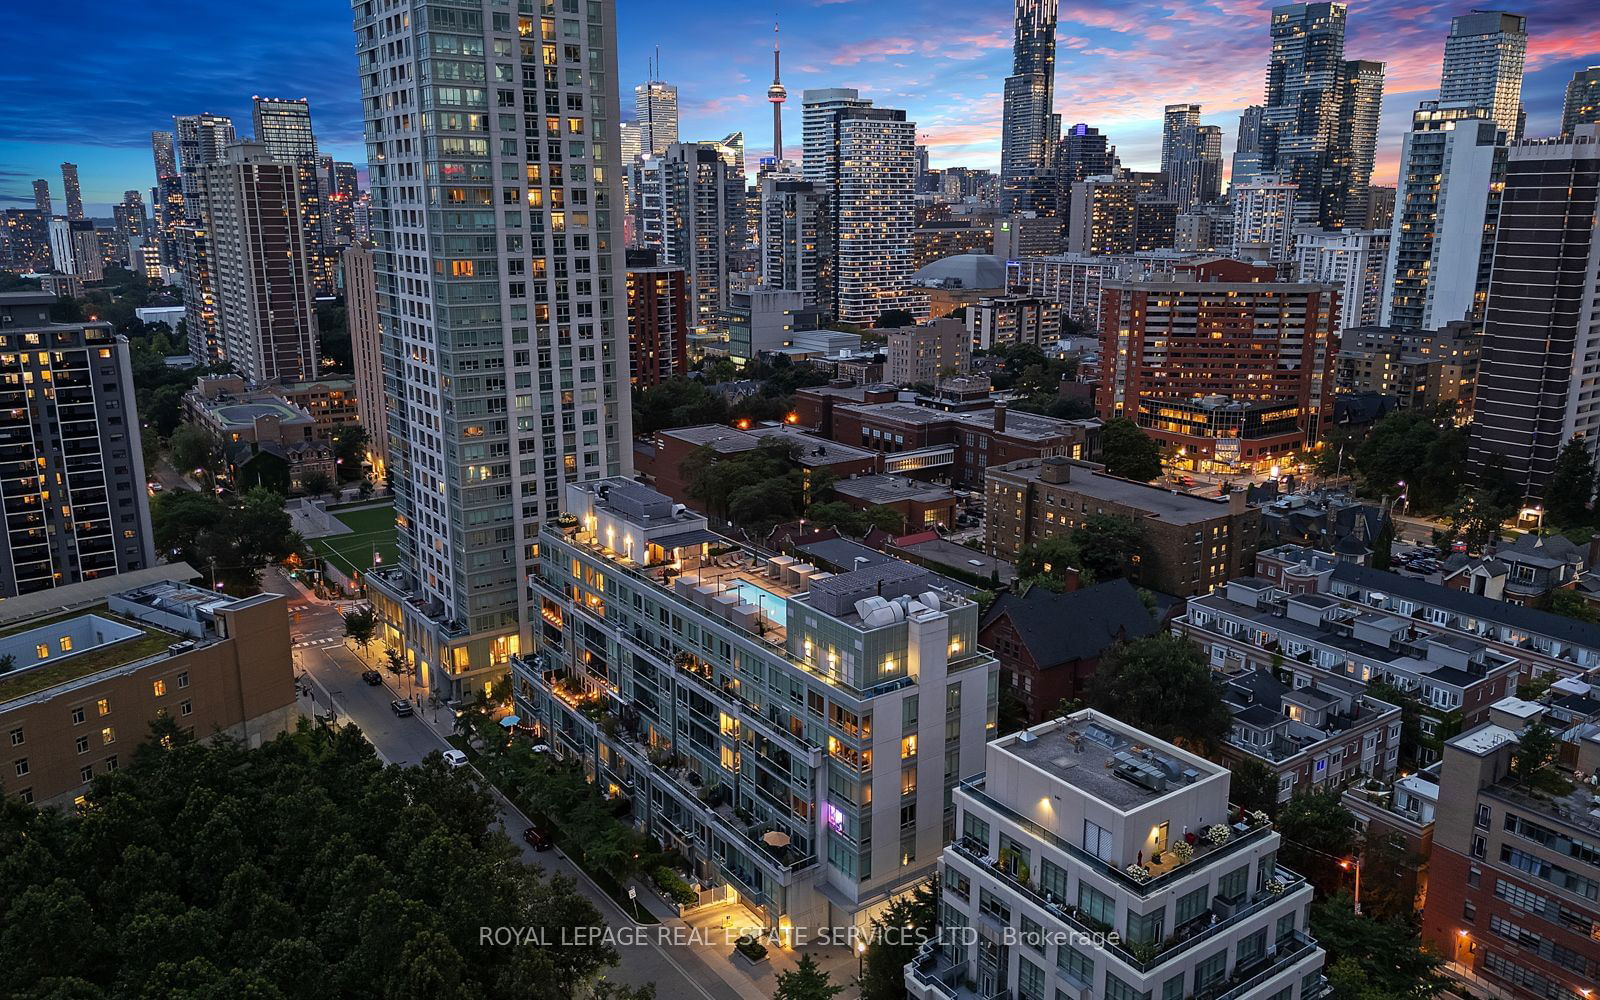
[908,710,1326,1000]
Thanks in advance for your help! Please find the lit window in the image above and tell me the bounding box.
[152,679,166,697]
[97,699,109,716]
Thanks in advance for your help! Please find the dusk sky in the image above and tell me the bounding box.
[4,0,1598,216]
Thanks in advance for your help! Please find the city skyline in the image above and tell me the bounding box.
[3,0,1598,215]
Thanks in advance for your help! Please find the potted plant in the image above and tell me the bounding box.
[1206,824,1231,846]
[733,934,769,965]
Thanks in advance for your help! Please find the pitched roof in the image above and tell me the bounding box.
[1330,562,1600,649]
[980,578,1157,666]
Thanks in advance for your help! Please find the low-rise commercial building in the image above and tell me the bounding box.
[799,390,1095,490]
[278,378,360,440]
[986,457,1260,597]
[0,567,297,807]
[907,710,1326,1000]
[830,474,961,532]
[634,423,879,512]
[517,479,998,931]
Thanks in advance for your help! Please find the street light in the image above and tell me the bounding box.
[1339,859,1362,915]
[856,937,866,982]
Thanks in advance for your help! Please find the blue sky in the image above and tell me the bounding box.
[3,0,1597,216]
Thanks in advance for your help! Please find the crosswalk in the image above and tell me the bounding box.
[292,636,344,650]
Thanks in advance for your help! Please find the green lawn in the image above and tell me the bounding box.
[311,503,398,578]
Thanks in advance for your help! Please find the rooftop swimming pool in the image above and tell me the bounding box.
[725,579,788,627]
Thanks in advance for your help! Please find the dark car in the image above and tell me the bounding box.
[390,699,413,717]
[361,669,383,686]
[522,825,553,851]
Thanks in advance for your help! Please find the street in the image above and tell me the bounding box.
[287,592,747,1000]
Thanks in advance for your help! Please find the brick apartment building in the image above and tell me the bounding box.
[986,456,1260,596]
[795,382,1095,489]
[634,423,879,511]
[0,567,297,807]
[1098,257,1340,473]
[1421,702,1600,1000]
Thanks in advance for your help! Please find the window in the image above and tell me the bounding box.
[1020,915,1045,953]
[1194,950,1227,991]
[1218,865,1249,903]
[1038,857,1069,903]
[1017,957,1045,1000]
[76,735,89,754]
[13,758,27,777]
[1056,943,1094,988]
[71,706,84,725]
[1125,906,1165,946]
[1078,881,1115,929]
[180,700,192,717]
[1236,927,1267,966]
[152,679,167,697]
[177,671,189,688]
[1475,804,1491,829]
[7,728,21,747]
[962,812,990,850]
[1104,973,1150,1000]
[1175,886,1209,927]
[1276,912,1296,943]
[1083,819,1114,861]
[80,765,93,784]
[97,699,110,716]
[1161,975,1184,1000]
[1463,901,1476,922]
[101,726,115,746]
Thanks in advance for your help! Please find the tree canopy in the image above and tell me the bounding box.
[1543,437,1594,529]
[151,486,301,594]
[0,719,651,1000]
[1085,634,1232,750]
[1015,514,1145,589]
[858,879,939,1000]
[1312,894,1443,1000]
[773,954,844,1000]
[1325,405,1466,514]
[1098,418,1163,482]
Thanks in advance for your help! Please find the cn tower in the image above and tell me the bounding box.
[767,21,786,160]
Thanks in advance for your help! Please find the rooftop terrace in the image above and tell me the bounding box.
[999,715,1224,810]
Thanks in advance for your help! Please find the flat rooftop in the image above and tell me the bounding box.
[832,474,959,505]
[995,459,1242,525]
[841,401,1091,443]
[207,400,311,427]
[746,425,877,465]
[0,608,178,705]
[998,712,1222,809]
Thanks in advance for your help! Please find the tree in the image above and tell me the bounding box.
[875,309,915,329]
[385,647,406,677]
[773,954,843,1000]
[859,879,939,1000]
[343,606,378,653]
[334,425,369,482]
[1547,589,1599,624]
[1312,895,1443,1000]
[1511,722,1558,781]
[1371,517,1395,571]
[1544,437,1595,528]
[632,378,729,434]
[1275,790,1355,894]
[301,470,333,498]
[1438,488,1512,554]
[0,653,14,675]
[1097,418,1162,482]
[1366,680,1423,767]
[0,719,649,1000]
[1348,405,1466,514]
[1228,757,1279,816]
[1358,832,1427,922]
[169,423,220,483]
[1066,515,1143,583]
[1085,634,1232,750]
[1014,536,1080,590]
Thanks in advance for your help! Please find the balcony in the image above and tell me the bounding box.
[948,839,1308,975]
[958,776,1275,897]
[1200,931,1320,1000]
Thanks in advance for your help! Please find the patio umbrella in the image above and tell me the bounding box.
[761,831,791,848]
[500,715,520,728]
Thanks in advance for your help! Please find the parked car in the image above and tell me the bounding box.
[441,749,469,769]
[390,699,413,717]
[522,824,554,851]
[361,670,383,685]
